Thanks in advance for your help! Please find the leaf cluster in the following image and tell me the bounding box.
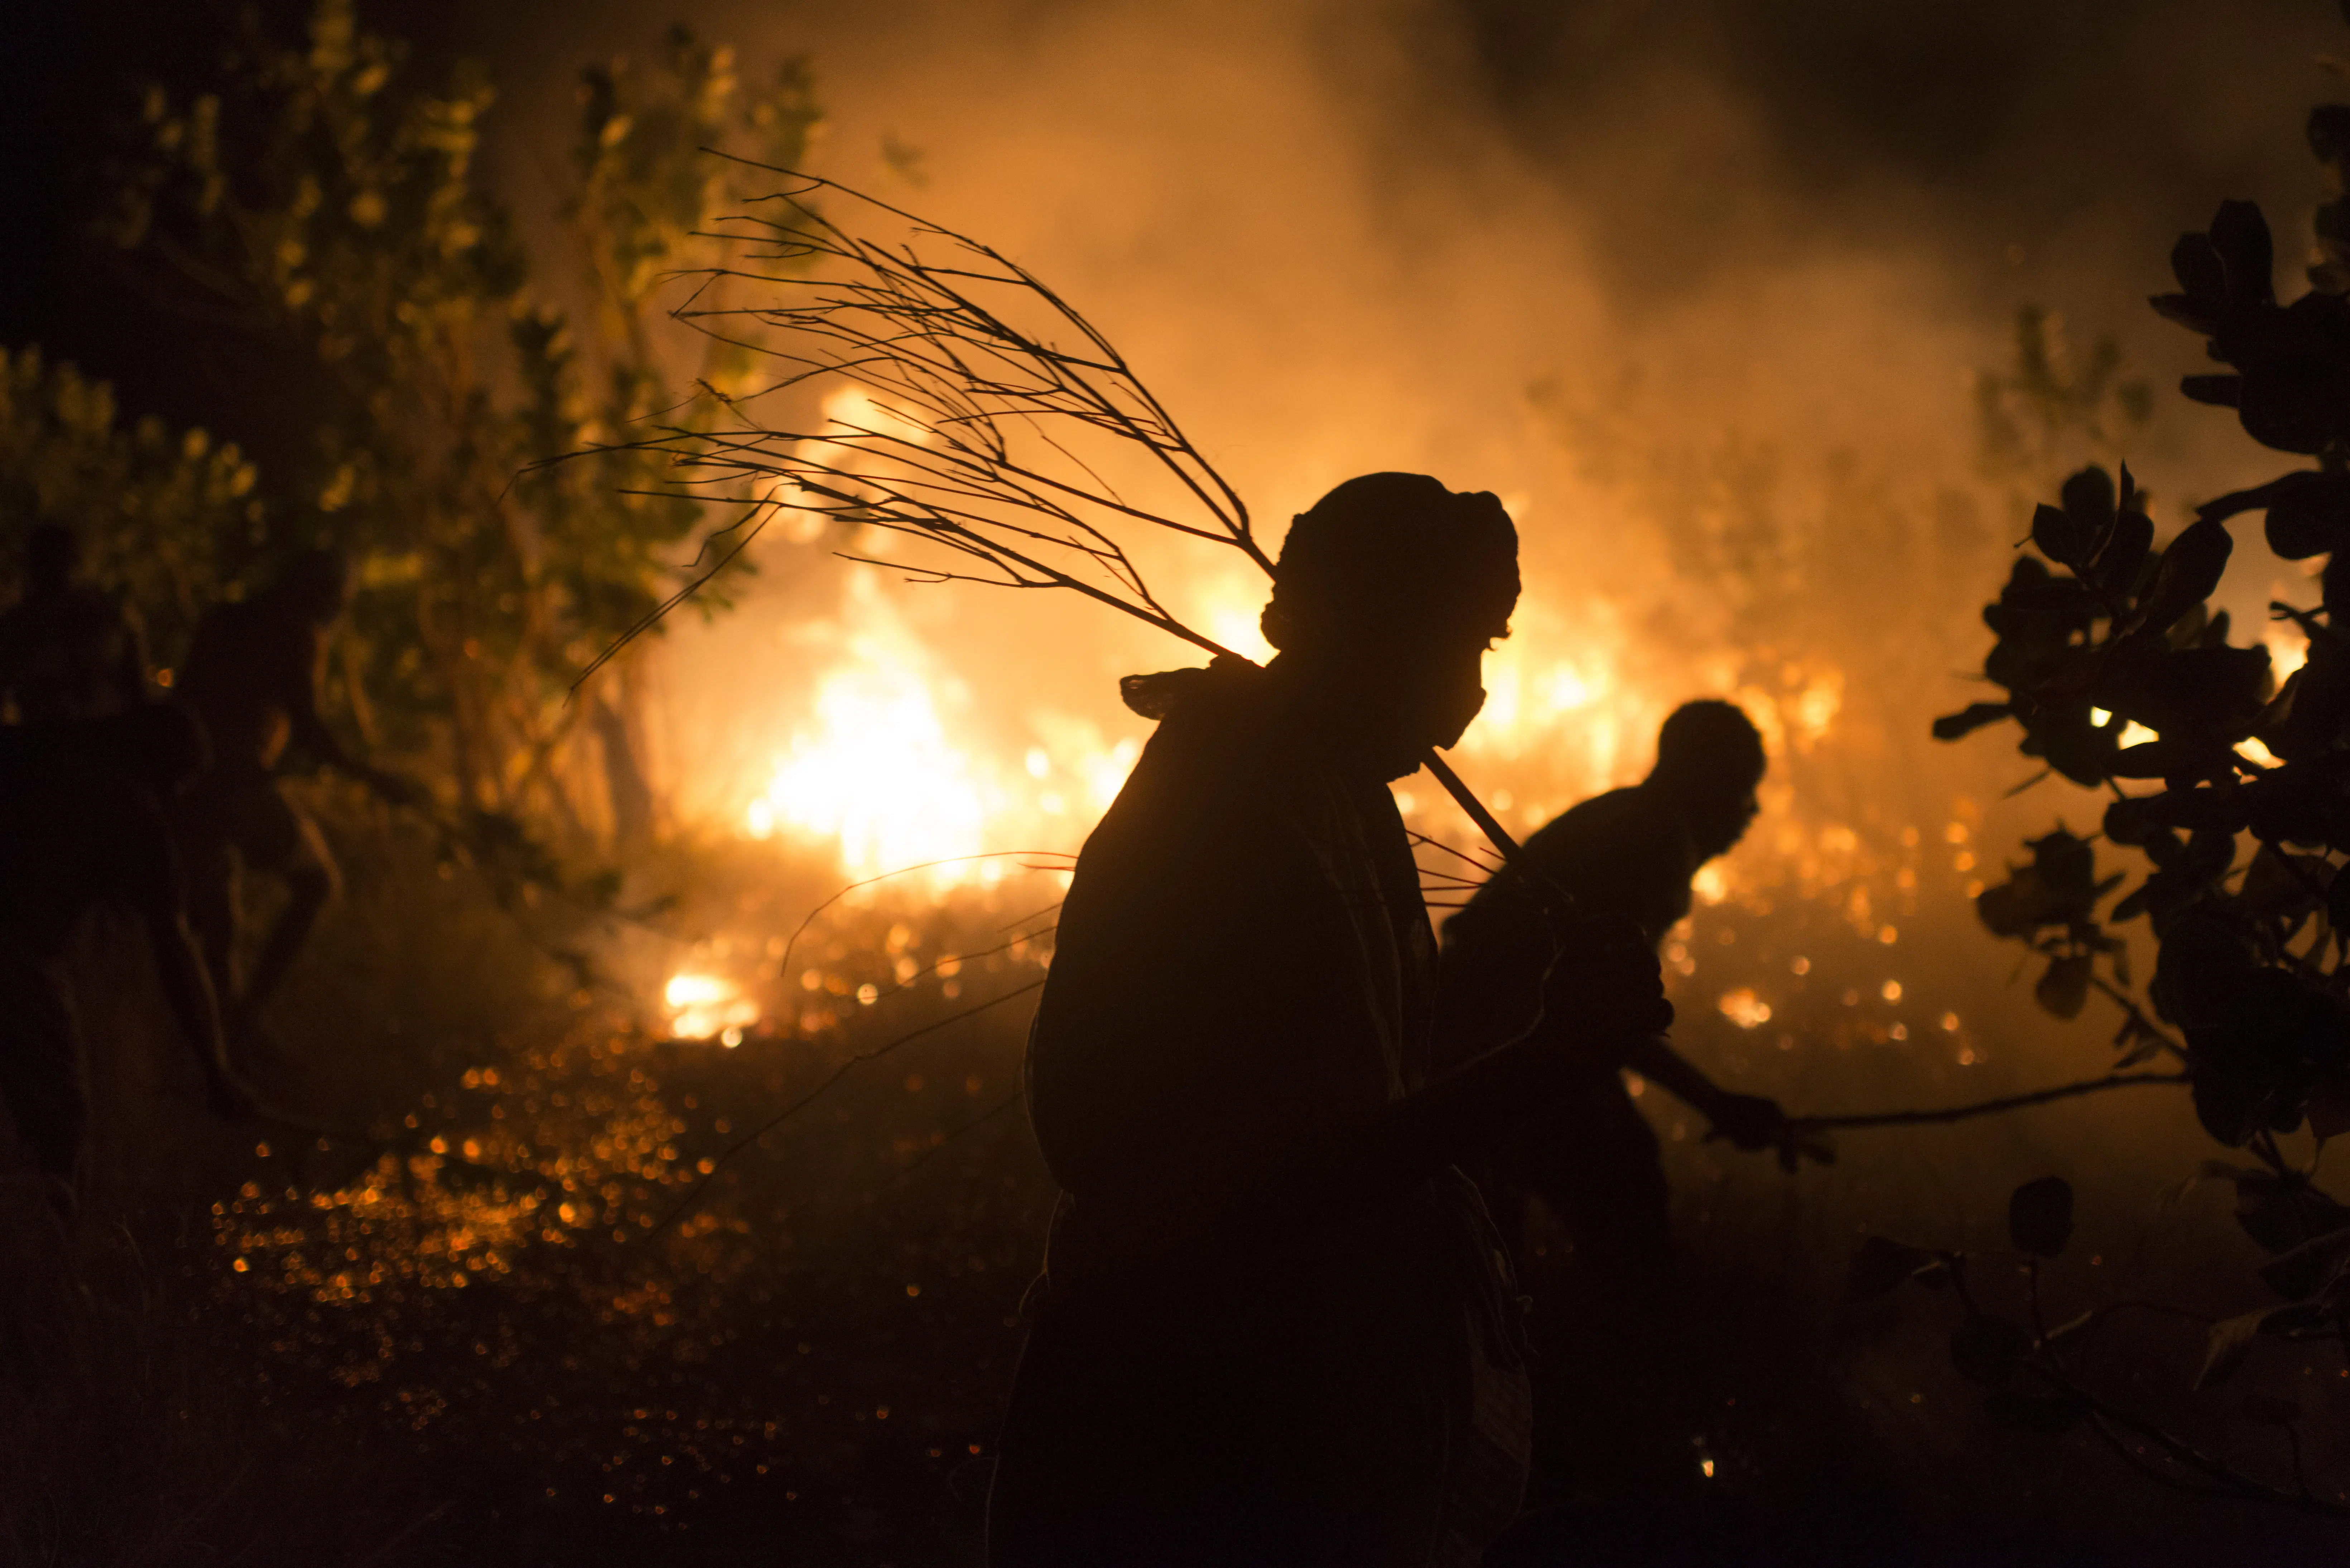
[92,0,822,820]
[1940,167,2350,1148]
[0,345,266,666]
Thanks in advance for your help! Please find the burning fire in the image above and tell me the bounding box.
[741,594,994,877]
[665,971,759,1044]
[719,547,1865,914]
[735,569,1142,887]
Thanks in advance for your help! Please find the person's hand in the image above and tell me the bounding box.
[1703,1091,1788,1153]
[1544,910,1675,1043]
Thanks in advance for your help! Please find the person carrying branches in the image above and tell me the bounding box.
[988,473,1674,1567]
[171,548,413,1053]
[0,705,251,1219]
[1437,699,1791,1506]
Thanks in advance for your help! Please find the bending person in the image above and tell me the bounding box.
[1438,698,1788,1506]
[172,549,408,1045]
[988,474,1671,1567]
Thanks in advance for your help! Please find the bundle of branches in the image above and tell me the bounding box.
[595,164,1532,869]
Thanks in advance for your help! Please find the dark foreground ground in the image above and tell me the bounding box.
[1,796,2343,1566]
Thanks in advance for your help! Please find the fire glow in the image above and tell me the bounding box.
[665,971,758,1044]
[718,554,1855,907]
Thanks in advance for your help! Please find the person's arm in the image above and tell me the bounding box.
[1361,912,1674,1200]
[1028,785,1372,1216]
[1621,1032,1786,1150]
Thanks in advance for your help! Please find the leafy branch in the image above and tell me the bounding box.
[1851,1176,2350,1518]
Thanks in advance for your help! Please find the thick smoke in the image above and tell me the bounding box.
[471,0,2332,947]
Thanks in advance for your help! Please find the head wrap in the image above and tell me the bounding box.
[1260,473,1518,652]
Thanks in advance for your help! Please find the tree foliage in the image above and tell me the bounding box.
[1916,34,2350,1516]
[0,344,266,668]
[97,0,820,822]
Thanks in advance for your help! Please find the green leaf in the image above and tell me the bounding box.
[2094,510,2154,597]
[2311,103,2350,165]
[2180,373,2244,407]
[2259,472,2350,560]
[2032,502,2083,567]
[2009,1175,2075,1257]
[2231,1172,2350,1253]
[2057,468,2117,567]
[2309,1071,2350,1141]
[2034,955,2093,1021]
[2134,517,2233,640]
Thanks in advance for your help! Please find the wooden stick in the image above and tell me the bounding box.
[1796,1071,2188,1130]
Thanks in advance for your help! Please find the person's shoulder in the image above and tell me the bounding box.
[1082,665,1308,871]
[1122,664,1289,789]
[1524,786,1658,854]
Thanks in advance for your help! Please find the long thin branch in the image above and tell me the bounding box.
[2070,1385,2350,1517]
[1798,1071,2187,1130]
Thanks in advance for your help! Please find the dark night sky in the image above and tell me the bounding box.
[1,0,2340,466]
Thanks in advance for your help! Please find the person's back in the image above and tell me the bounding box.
[1522,785,1698,947]
[1008,657,1527,1565]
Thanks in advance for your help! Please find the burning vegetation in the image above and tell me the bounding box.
[4,0,2350,1563]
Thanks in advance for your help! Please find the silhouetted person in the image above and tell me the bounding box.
[0,706,249,1218]
[173,549,405,1045]
[0,524,149,723]
[987,474,1674,1567]
[1439,699,1786,1508]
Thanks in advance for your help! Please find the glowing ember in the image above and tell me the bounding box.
[664,972,759,1043]
[1718,987,1773,1029]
